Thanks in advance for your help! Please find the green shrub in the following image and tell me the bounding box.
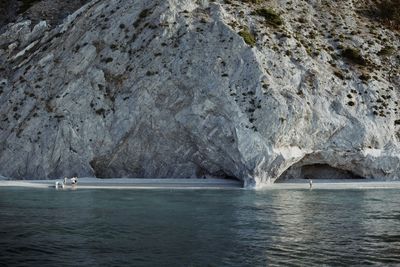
[333,70,345,80]
[238,30,256,46]
[377,45,395,56]
[240,0,265,3]
[341,47,367,65]
[251,8,283,27]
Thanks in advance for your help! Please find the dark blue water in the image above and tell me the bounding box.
[1,188,400,266]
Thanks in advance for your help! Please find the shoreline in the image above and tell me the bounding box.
[0,178,244,190]
[1,178,400,190]
[261,179,400,190]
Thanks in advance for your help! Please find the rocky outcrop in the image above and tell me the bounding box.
[0,0,89,30]
[0,0,399,187]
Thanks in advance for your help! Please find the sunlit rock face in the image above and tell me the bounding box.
[0,0,399,187]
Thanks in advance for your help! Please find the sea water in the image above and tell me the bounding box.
[0,188,399,266]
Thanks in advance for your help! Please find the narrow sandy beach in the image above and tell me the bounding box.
[262,179,400,190]
[0,178,243,190]
[1,178,400,190]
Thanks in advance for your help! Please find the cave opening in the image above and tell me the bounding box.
[203,169,242,181]
[276,163,365,183]
[195,168,243,185]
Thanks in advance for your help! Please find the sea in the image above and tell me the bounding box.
[0,188,399,266]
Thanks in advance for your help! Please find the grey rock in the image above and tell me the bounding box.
[0,0,90,30]
[0,0,399,187]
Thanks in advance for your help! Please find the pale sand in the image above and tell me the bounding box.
[0,178,243,190]
[1,178,400,190]
[262,179,400,190]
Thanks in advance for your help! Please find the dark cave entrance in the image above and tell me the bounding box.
[196,168,244,185]
[276,163,365,183]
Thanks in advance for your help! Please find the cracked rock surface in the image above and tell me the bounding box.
[0,0,399,187]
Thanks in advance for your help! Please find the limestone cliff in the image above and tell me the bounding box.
[0,0,399,187]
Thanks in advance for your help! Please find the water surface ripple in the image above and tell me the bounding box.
[1,188,399,266]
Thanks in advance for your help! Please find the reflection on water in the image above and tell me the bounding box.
[0,188,400,266]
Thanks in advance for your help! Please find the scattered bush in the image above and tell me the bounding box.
[251,8,283,27]
[378,45,395,56]
[334,70,345,80]
[139,8,151,19]
[359,73,370,81]
[240,0,265,3]
[134,8,152,27]
[238,30,256,46]
[95,108,105,115]
[341,47,367,65]
[347,101,355,106]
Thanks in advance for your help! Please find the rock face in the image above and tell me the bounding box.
[0,0,399,187]
[0,0,90,30]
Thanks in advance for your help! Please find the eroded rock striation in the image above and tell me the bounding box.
[0,0,399,187]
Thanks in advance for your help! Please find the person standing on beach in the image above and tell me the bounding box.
[63,177,68,185]
[309,179,313,189]
[71,177,78,185]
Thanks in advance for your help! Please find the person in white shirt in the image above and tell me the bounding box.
[71,177,78,185]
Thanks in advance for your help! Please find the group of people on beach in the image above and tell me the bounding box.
[64,176,78,185]
[55,176,78,189]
